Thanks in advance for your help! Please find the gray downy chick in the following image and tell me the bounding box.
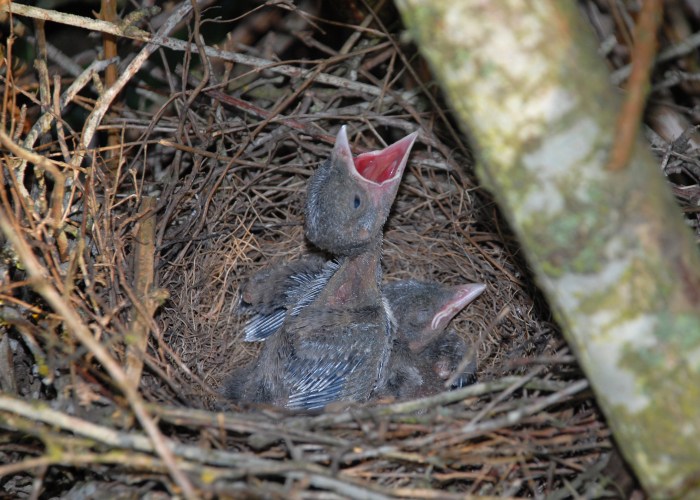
[377,280,486,401]
[235,264,485,402]
[225,126,417,410]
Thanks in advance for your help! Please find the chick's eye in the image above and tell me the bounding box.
[353,195,361,208]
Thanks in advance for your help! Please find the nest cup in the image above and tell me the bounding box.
[160,124,551,407]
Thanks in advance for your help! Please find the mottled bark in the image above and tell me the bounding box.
[395,1,700,497]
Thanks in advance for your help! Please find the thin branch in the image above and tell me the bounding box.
[0,168,197,500]
[2,2,405,99]
[608,0,663,171]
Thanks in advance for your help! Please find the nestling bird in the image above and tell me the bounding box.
[238,255,335,342]
[377,280,486,400]
[237,265,486,401]
[224,126,418,410]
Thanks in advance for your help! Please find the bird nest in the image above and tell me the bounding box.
[0,2,650,498]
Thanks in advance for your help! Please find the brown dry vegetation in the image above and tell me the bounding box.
[5,1,700,497]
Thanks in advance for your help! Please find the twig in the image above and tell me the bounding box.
[462,366,546,427]
[151,404,351,447]
[611,26,700,85]
[1,3,405,100]
[300,376,575,428]
[0,394,400,499]
[1,130,67,186]
[126,196,159,386]
[0,192,197,500]
[459,379,589,436]
[72,2,194,171]
[27,57,117,149]
[99,0,121,170]
[202,88,339,146]
[607,0,663,171]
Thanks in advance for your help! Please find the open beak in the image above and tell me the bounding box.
[332,125,419,186]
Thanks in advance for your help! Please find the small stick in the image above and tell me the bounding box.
[1,3,403,100]
[0,184,196,500]
[126,196,158,387]
[607,0,663,171]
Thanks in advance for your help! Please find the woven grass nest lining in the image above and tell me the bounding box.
[0,2,623,498]
[165,123,548,401]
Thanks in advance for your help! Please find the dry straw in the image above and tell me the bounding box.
[0,2,617,498]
